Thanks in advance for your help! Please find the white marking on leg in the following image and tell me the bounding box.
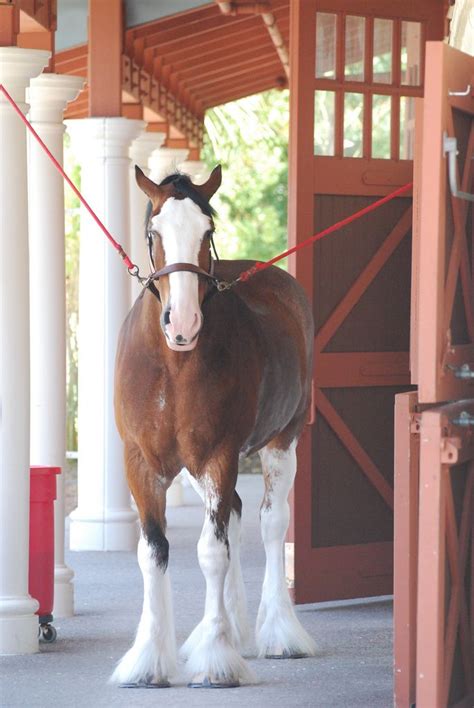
[110,534,177,685]
[225,509,251,651]
[181,472,250,653]
[183,480,255,684]
[257,441,316,658]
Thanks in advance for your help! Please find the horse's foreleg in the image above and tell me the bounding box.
[183,466,254,687]
[182,470,250,653]
[110,451,176,687]
[256,440,316,659]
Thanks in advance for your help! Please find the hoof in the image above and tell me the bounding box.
[265,650,309,660]
[188,673,240,689]
[119,681,171,689]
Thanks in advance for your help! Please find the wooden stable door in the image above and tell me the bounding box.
[287,0,445,603]
[406,43,473,708]
[413,43,474,405]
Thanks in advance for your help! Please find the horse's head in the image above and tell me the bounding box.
[135,165,222,352]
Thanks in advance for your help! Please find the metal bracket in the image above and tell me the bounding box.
[443,132,474,202]
[448,84,472,97]
[451,411,474,428]
[440,436,462,464]
[446,363,474,380]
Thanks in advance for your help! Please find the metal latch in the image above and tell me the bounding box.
[443,132,474,202]
[451,411,474,428]
[446,363,474,380]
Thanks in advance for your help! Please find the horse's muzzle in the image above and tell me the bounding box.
[161,306,203,351]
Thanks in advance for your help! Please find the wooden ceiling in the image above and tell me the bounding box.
[55,1,290,141]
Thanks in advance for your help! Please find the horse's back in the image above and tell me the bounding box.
[215,260,313,331]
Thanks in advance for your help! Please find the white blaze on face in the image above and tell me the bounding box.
[151,197,211,351]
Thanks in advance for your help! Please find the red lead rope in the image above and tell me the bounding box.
[2,82,412,286]
[0,84,135,271]
[237,180,413,282]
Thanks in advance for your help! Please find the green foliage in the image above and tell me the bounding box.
[202,89,289,268]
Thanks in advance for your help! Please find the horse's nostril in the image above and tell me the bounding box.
[175,334,186,343]
[164,309,171,326]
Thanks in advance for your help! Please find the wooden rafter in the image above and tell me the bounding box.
[55,1,290,136]
[214,1,289,78]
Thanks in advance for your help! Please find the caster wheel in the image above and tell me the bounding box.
[40,624,57,643]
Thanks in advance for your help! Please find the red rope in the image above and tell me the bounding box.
[2,82,413,285]
[0,84,135,270]
[238,181,413,282]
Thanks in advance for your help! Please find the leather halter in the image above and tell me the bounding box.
[142,229,221,303]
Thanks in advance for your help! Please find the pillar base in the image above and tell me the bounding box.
[0,596,39,655]
[69,509,139,551]
[53,564,74,618]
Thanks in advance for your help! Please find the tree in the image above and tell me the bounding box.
[202,89,289,269]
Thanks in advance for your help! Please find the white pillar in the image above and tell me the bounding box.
[0,47,50,654]
[129,131,165,302]
[148,146,189,183]
[179,159,209,185]
[27,73,84,618]
[66,118,144,551]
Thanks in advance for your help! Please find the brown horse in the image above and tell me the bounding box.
[111,165,316,688]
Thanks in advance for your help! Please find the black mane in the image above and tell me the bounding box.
[159,172,216,218]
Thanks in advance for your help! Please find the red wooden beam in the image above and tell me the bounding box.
[204,75,286,108]
[168,31,278,72]
[183,56,281,93]
[88,0,122,116]
[0,4,20,45]
[200,66,284,105]
[142,5,288,54]
[127,3,218,42]
[175,44,279,83]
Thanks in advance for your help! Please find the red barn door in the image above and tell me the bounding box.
[287,0,445,603]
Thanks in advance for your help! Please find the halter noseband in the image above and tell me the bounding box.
[142,229,229,302]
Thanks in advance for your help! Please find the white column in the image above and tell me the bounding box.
[129,131,165,302]
[178,159,209,185]
[0,47,50,655]
[27,73,84,618]
[148,146,189,183]
[66,117,144,551]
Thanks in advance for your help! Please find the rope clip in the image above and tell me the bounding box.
[216,280,234,292]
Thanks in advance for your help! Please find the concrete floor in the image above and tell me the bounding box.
[0,476,393,707]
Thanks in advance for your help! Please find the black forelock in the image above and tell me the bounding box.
[159,172,216,218]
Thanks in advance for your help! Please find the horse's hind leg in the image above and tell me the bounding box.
[256,439,316,659]
[110,447,177,687]
[183,458,254,687]
[182,472,250,653]
[225,491,251,650]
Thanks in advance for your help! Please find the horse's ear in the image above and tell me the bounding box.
[135,165,160,201]
[194,165,222,202]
